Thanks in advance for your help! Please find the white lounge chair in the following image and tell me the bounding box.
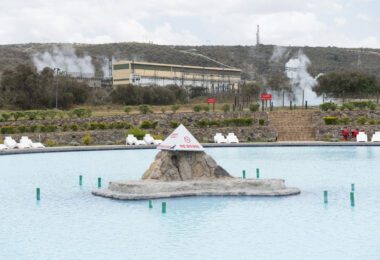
[356,132,368,142]
[4,137,17,149]
[143,134,162,145]
[31,142,45,149]
[143,134,160,145]
[226,133,239,143]
[18,136,32,149]
[0,144,8,150]
[213,133,227,143]
[126,134,145,145]
[371,131,380,142]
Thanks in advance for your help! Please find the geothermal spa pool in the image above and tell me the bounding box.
[1,147,379,259]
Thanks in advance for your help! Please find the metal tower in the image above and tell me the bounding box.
[256,25,260,46]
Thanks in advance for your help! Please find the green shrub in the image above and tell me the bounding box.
[38,110,49,120]
[17,125,28,133]
[25,111,39,120]
[170,121,180,128]
[152,134,164,140]
[47,110,58,119]
[1,113,11,121]
[193,105,201,112]
[40,125,57,132]
[127,128,146,139]
[368,119,376,125]
[140,120,158,129]
[70,108,92,118]
[70,124,79,131]
[29,125,38,133]
[124,106,132,114]
[320,102,337,111]
[323,116,338,125]
[259,118,265,126]
[89,122,98,130]
[249,103,260,112]
[338,117,351,125]
[11,111,24,121]
[196,118,254,128]
[171,105,180,113]
[45,139,58,147]
[139,104,152,114]
[340,103,354,111]
[352,101,369,109]
[97,122,107,130]
[357,117,367,125]
[0,126,16,134]
[82,134,92,146]
[222,104,230,113]
[368,102,376,110]
[160,107,166,114]
[62,125,69,132]
[203,106,210,112]
[57,111,66,119]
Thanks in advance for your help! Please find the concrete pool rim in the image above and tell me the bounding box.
[0,141,379,156]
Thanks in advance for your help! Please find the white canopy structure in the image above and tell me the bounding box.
[158,124,204,152]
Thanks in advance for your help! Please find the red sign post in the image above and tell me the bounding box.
[207,98,217,111]
[260,94,272,101]
[260,93,272,111]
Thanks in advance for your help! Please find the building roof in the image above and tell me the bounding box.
[113,60,241,72]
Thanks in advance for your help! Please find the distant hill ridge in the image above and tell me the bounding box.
[1,42,380,80]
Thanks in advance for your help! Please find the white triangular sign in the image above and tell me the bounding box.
[158,124,204,151]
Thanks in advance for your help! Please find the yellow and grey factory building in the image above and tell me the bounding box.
[112,61,241,92]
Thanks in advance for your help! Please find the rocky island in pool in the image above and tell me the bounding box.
[92,125,300,200]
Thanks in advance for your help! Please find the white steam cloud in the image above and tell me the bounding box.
[284,49,322,106]
[270,46,289,63]
[32,46,95,77]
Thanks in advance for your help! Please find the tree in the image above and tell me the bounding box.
[0,65,89,109]
[241,82,261,97]
[267,73,292,92]
[314,70,380,99]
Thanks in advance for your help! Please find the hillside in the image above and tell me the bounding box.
[1,42,380,81]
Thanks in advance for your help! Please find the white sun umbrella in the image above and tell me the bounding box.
[157,124,204,152]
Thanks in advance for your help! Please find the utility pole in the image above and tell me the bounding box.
[53,67,60,109]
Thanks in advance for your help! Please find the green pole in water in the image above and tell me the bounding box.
[98,177,101,189]
[149,200,153,209]
[162,202,167,214]
[324,190,328,204]
[256,168,260,179]
[351,183,355,192]
[79,175,83,186]
[242,170,246,179]
[36,188,40,201]
[350,192,355,207]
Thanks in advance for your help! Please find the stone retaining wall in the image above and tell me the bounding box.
[0,111,275,145]
[312,111,380,141]
[0,111,269,128]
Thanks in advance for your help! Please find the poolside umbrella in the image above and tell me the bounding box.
[157,124,204,152]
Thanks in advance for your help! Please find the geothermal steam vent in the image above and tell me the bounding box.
[92,125,300,200]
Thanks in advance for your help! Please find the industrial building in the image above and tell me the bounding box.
[112,61,241,92]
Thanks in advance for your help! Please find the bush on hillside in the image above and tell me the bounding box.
[323,116,338,125]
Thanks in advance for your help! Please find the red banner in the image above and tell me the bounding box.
[207,98,216,104]
[260,94,272,101]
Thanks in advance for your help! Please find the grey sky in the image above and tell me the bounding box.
[0,0,379,47]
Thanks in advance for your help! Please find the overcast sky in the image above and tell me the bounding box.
[0,0,379,48]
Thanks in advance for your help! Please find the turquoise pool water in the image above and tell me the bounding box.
[0,147,379,259]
